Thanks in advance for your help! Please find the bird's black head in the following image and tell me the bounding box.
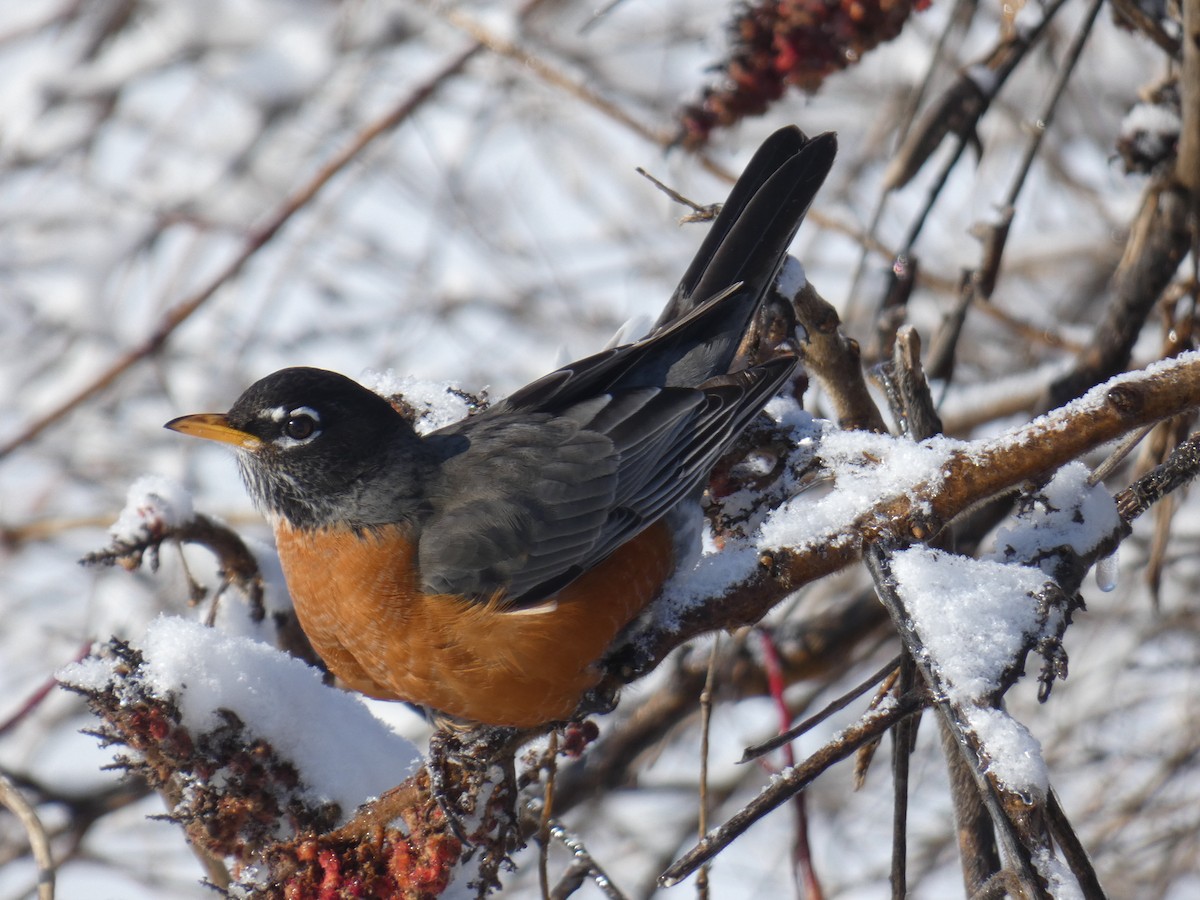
[166,367,431,528]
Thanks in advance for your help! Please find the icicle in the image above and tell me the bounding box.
[1095,549,1118,593]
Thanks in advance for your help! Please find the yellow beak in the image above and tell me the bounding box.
[164,413,264,451]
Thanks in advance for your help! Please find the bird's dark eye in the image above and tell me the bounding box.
[284,409,320,441]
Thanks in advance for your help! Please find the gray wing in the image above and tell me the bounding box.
[417,357,793,606]
[411,128,836,604]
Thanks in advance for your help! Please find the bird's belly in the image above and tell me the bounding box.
[273,519,674,727]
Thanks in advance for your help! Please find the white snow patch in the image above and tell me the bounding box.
[759,429,958,552]
[988,462,1119,573]
[110,475,195,543]
[775,256,806,298]
[968,706,1048,799]
[1032,844,1085,900]
[651,400,821,626]
[652,543,761,631]
[890,545,1046,701]
[1120,101,1181,144]
[60,617,419,820]
[362,370,481,434]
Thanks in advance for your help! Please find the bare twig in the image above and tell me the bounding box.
[879,326,943,438]
[434,3,669,149]
[889,655,916,900]
[659,691,926,886]
[741,655,902,762]
[1177,0,1200,203]
[883,0,1071,195]
[1045,181,1192,409]
[547,821,629,900]
[0,774,55,900]
[635,166,721,222]
[1116,431,1200,522]
[758,629,823,900]
[696,637,719,900]
[1109,0,1182,57]
[939,718,1001,894]
[791,281,888,432]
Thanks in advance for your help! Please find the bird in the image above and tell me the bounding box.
[165,126,836,728]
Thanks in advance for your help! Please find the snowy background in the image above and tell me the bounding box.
[1,0,1196,897]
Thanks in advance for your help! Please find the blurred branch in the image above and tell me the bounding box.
[0,773,55,900]
[0,644,90,739]
[0,28,492,461]
[436,3,670,148]
[1045,179,1192,408]
[926,0,1103,382]
[1177,0,1200,199]
[1109,0,1183,58]
[883,0,1070,194]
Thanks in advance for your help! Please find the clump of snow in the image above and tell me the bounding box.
[759,429,958,552]
[1119,100,1181,169]
[889,544,1052,798]
[109,475,195,544]
[60,617,419,820]
[988,462,1119,573]
[1032,845,1085,900]
[653,544,762,630]
[762,392,817,434]
[363,370,482,434]
[775,256,806,298]
[967,706,1048,799]
[890,545,1046,701]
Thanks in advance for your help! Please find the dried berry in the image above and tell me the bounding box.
[679,0,931,148]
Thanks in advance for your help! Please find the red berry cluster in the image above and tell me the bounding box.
[281,830,459,900]
[678,0,931,149]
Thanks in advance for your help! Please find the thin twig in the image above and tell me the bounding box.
[435,3,669,149]
[890,655,916,900]
[758,629,823,900]
[1176,0,1200,201]
[660,692,926,887]
[742,654,902,762]
[0,774,55,900]
[548,821,629,900]
[696,637,719,900]
[0,643,91,739]
[539,731,559,900]
[635,167,721,223]
[1115,431,1200,522]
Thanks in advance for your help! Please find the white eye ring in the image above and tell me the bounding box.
[282,406,321,442]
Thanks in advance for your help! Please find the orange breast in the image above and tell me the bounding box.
[273,519,675,727]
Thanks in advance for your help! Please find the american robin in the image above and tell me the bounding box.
[166,127,836,728]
